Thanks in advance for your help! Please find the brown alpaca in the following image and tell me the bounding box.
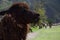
[0,2,40,40]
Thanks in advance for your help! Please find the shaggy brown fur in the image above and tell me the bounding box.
[0,2,40,40]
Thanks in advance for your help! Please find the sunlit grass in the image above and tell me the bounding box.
[31,25,60,40]
[31,26,39,32]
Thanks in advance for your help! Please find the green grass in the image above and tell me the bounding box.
[31,25,60,40]
[31,26,39,32]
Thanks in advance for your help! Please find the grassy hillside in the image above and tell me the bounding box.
[31,25,60,40]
